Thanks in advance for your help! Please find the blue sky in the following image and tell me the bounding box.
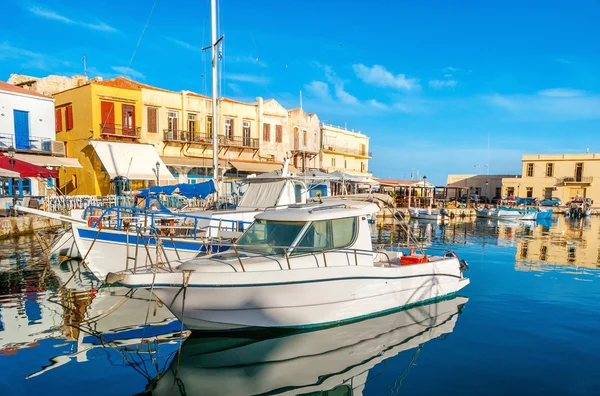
[2,0,600,184]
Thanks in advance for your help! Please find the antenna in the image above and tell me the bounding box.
[300,90,303,111]
[82,54,87,76]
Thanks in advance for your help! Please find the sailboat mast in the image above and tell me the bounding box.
[211,0,219,201]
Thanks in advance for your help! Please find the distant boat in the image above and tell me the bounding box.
[408,207,450,222]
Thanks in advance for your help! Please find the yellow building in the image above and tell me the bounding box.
[54,78,173,195]
[446,174,517,200]
[320,123,370,175]
[502,153,600,203]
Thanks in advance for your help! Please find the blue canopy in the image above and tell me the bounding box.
[137,180,216,199]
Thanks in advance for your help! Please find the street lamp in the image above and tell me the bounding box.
[423,176,427,207]
[485,180,489,200]
[155,161,160,187]
[7,146,16,216]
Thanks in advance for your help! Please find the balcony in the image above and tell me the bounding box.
[0,133,54,153]
[218,135,259,149]
[100,123,141,139]
[321,144,372,158]
[557,176,593,185]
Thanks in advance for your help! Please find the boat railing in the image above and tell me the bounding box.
[131,240,456,274]
[81,205,252,238]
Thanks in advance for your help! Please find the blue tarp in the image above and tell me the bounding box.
[137,180,216,199]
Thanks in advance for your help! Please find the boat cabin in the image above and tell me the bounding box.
[177,201,380,272]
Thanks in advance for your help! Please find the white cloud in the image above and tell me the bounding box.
[227,83,243,95]
[304,81,331,100]
[368,99,388,110]
[537,88,585,97]
[429,79,458,89]
[111,66,145,80]
[28,5,74,23]
[0,41,72,71]
[352,64,420,91]
[335,83,358,104]
[555,58,575,65]
[28,5,117,32]
[224,73,270,84]
[484,92,600,121]
[166,37,202,52]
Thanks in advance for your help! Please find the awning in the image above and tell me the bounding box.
[161,156,230,168]
[90,140,175,181]
[0,168,20,178]
[229,160,300,174]
[0,154,58,178]
[137,180,216,199]
[14,153,82,168]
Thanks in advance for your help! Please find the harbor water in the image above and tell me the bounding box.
[1,217,600,395]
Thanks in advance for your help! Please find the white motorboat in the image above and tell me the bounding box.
[476,208,528,220]
[144,296,468,396]
[110,200,469,331]
[408,207,449,222]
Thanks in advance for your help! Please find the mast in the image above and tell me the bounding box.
[211,0,219,202]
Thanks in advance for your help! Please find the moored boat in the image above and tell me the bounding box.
[110,200,470,332]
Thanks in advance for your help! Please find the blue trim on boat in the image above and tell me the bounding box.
[122,273,463,289]
[77,228,213,252]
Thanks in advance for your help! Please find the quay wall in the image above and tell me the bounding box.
[0,215,62,239]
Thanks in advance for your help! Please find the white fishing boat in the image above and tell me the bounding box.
[144,296,468,396]
[408,207,449,222]
[110,200,469,331]
[476,208,529,220]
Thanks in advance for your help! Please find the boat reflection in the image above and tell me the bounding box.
[0,257,186,381]
[144,296,468,396]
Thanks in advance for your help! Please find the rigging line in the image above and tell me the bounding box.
[94,0,158,151]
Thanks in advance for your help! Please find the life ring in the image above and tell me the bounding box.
[87,216,102,228]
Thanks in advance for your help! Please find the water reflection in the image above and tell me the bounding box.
[515,217,600,272]
[0,235,185,393]
[144,297,468,396]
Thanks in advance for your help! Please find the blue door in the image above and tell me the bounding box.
[13,110,30,149]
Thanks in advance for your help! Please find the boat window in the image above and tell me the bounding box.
[294,217,357,254]
[294,183,303,203]
[236,219,306,255]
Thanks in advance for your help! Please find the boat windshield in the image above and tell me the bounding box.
[236,219,306,255]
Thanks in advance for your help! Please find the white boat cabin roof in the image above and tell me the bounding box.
[254,200,379,222]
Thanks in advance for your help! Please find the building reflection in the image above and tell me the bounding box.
[514,217,600,270]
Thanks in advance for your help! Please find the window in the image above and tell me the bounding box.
[294,217,357,254]
[188,113,197,133]
[526,163,534,177]
[236,219,306,255]
[475,187,482,195]
[225,118,234,139]
[206,116,213,138]
[263,123,271,141]
[65,105,73,130]
[575,163,583,182]
[332,157,336,167]
[243,120,251,146]
[294,183,303,203]
[344,160,347,169]
[122,105,135,132]
[361,162,365,173]
[544,187,553,199]
[546,163,554,177]
[147,107,158,133]
[168,111,178,132]
[275,125,282,143]
[526,187,533,198]
[303,130,307,147]
[507,187,515,196]
[495,187,501,197]
[55,108,62,132]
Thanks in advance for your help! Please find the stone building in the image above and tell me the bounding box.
[287,108,320,172]
[7,73,102,96]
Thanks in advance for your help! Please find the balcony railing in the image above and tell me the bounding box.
[321,144,371,157]
[219,135,259,148]
[100,123,141,138]
[163,130,258,148]
[557,176,593,185]
[0,133,53,152]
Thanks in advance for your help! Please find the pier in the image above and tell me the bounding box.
[0,215,62,239]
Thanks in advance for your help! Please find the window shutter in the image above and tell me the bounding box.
[147,107,157,133]
[55,108,62,132]
[276,125,282,143]
[263,123,271,141]
[230,119,234,138]
[66,106,73,130]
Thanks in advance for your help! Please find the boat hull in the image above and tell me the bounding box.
[50,230,81,259]
[121,259,469,331]
[72,225,223,281]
